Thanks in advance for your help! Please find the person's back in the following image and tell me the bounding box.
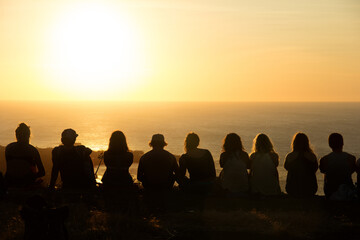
[138,149,177,190]
[285,151,318,197]
[250,152,281,196]
[102,151,133,187]
[320,152,356,197]
[219,150,249,193]
[49,129,95,190]
[52,145,95,189]
[319,133,356,199]
[179,149,216,182]
[0,172,6,199]
[219,133,250,194]
[5,123,45,187]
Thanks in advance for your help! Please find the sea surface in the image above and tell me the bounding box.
[1,101,360,195]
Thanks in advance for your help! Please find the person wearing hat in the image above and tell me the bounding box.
[49,129,95,190]
[5,123,45,188]
[137,134,178,191]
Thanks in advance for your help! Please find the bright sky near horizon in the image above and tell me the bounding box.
[1,0,360,101]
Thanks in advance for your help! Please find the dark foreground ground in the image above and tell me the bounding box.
[1,188,360,240]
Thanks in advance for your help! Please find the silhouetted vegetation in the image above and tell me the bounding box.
[1,189,360,239]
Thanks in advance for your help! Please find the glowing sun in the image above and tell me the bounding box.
[46,2,146,98]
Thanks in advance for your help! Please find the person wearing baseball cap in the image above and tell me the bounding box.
[49,129,95,190]
[137,134,178,191]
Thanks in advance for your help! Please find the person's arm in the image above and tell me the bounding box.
[103,152,110,167]
[356,158,360,173]
[33,148,45,178]
[271,152,279,167]
[308,152,319,172]
[349,154,356,174]
[177,155,187,179]
[284,153,291,171]
[243,151,251,169]
[219,152,226,168]
[127,152,134,168]
[207,150,216,179]
[49,148,60,189]
[319,156,326,173]
[249,153,255,174]
[137,156,144,182]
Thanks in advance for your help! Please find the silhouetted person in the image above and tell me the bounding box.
[357,158,360,193]
[284,133,318,197]
[249,133,281,196]
[0,171,6,199]
[49,129,95,190]
[319,133,356,199]
[5,123,45,187]
[178,133,216,194]
[101,131,133,189]
[219,133,250,194]
[137,134,178,191]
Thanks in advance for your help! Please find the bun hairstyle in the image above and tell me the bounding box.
[16,123,31,142]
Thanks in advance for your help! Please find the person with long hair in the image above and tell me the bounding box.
[219,133,250,194]
[5,123,45,187]
[178,132,216,194]
[249,133,281,196]
[284,133,318,197]
[101,131,134,189]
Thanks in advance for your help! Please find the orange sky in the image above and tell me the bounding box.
[1,0,360,101]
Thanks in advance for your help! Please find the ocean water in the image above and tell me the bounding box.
[0,101,359,195]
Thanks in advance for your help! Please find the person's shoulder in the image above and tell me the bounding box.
[344,152,356,161]
[140,150,152,160]
[179,153,189,162]
[269,151,279,159]
[320,152,332,161]
[162,149,175,159]
[5,142,17,151]
[125,151,133,158]
[52,145,63,154]
[6,142,17,148]
[249,152,256,159]
[200,148,212,158]
[304,151,317,160]
[28,144,38,152]
[75,145,92,155]
[285,151,296,160]
[239,150,249,158]
[203,148,211,154]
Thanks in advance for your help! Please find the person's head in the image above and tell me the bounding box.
[328,133,343,151]
[108,131,129,153]
[61,129,78,147]
[184,132,200,153]
[16,123,31,143]
[149,134,167,149]
[222,133,244,153]
[292,132,313,153]
[252,133,275,153]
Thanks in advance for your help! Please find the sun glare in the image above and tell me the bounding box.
[46,2,146,99]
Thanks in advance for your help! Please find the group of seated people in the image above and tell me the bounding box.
[1,123,359,200]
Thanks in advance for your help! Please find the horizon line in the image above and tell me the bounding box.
[0,100,360,103]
